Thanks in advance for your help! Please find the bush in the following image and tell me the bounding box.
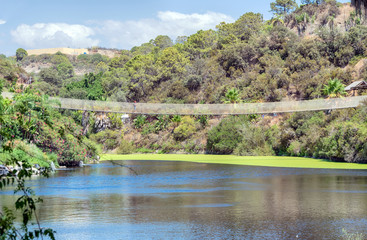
[117,140,136,154]
[234,124,275,156]
[206,116,244,154]
[173,116,196,141]
[136,148,154,153]
[0,140,54,167]
[133,115,147,129]
[90,129,121,150]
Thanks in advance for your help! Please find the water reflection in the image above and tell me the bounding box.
[1,161,367,239]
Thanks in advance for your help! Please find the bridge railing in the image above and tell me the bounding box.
[2,92,367,115]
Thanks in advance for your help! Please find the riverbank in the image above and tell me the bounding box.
[101,154,367,170]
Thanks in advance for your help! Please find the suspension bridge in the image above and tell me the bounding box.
[2,92,367,115]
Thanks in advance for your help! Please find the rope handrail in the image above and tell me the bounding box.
[2,92,367,115]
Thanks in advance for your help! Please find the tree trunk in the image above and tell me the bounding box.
[351,0,367,19]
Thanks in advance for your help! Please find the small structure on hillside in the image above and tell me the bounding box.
[345,80,367,96]
[121,114,130,123]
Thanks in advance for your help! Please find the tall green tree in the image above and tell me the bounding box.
[270,0,298,15]
[15,48,28,62]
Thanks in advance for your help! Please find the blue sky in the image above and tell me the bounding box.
[0,0,350,56]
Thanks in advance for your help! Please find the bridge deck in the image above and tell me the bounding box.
[2,92,367,115]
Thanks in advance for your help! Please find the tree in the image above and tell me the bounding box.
[153,35,173,49]
[183,30,218,59]
[0,85,55,239]
[15,48,28,62]
[270,0,298,15]
[322,78,347,98]
[217,12,263,43]
[156,47,189,81]
[57,62,74,80]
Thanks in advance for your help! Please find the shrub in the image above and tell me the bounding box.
[1,140,54,167]
[154,115,169,132]
[117,140,136,154]
[234,124,275,156]
[90,129,121,150]
[136,148,154,153]
[173,116,196,141]
[133,115,147,129]
[206,116,244,154]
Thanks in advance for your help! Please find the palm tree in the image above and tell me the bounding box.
[322,78,347,98]
[222,88,242,104]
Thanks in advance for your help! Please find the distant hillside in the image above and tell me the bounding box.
[27,47,89,56]
[9,0,367,103]
[286,3,354,36]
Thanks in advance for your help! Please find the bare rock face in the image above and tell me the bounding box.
[82,111,90,135]
[350,58,367,80]
[94,112,111,132]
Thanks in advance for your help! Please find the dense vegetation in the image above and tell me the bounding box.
[207,105,367,163]
[2,0,367,164]
[0,83,100,167]
[15,2,367,104]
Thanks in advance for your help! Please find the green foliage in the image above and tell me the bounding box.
[0,90,98,166]
[0,141,56,167]
[173,116,196,141]
[171,115,182,124]
[39,67,62,87]
[141,123,155,135]
[64,73,105,100]
[0,58,24,82]
[234,124,276,156]
[153,35,173,49]
[156,47,189,81]
[116,139,136,154]
[197,115,208,128]
[102,68,129,96]
[31,81,58,96]
[222,88,242,103]
[136,147,154,153]
[57,62,74,80]
[322,78,346,98]
[133,115,147,129]
[154,115,169,133]
[270,0,298,15]
[207,116,245,154]
[107,113,124,129]
[0,160,56,240]
[0,85,55,239]
[318,121,367,163]
[15,48,28,62]
[217,12,263,43]
[90,129,121,151]
[125,54,158,100]
[183,30,218,59]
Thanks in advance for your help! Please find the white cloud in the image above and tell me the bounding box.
[96,11,234,49]
[10,11,233,50]
[11,23,99,49]
[0,20,6,25]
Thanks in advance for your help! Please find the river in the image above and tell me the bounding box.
[1,160,367,239]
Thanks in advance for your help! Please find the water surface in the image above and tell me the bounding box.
[1,160,367,239]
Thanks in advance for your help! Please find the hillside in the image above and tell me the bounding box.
[2,0,367,163]
[10,1,366,104]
